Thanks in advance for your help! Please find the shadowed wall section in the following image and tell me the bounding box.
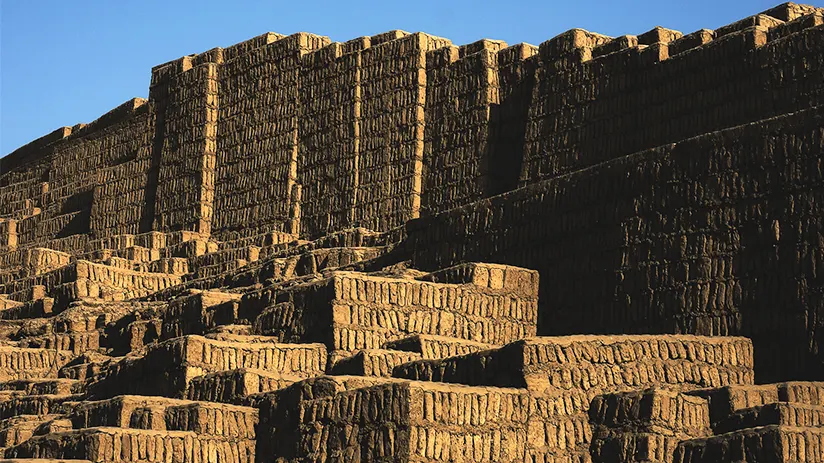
[1,2,823,382]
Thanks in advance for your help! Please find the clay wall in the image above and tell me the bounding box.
[0,99,154,250]
[0,10,822,380]
[5,7,820,246]
[521,8,824,183]
[407,105,824,382]
[150,58,219,235]
[423,40,504,216]
[353,31,451,231]
[213,33,329,240]
[297,38,367,238]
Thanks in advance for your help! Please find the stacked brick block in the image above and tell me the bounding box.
[589,388,712,462]
[214,33,329,240]
[354,32,451,231]
[0,4,821,462]
[409,103,824,381]
[150,57,219,236]
[247,262,538,356]
[392,335,752,462]
[297,39,368,238]
[423,40,504,215]
[521,4,824,183]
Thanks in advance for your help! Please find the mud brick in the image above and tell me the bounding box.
[160,290,242,340]
[136,258,188,275]
[151,62,219,235]
[115,246,159,264]
[133,232,166,250]
[715,14,785,37]
[590,388,711,435]
[383,334,496,359]
[0,219,19,251]
[353,32,451,231]
[589,388,711,462]
[165,402,258,439]
[768,10,823,40]
[638,26,684,45]
[213,33,329,240]
[329,349,422,377]
[687,384,781,426]
[252,266,538,352]
[0,379,80,396]
[253,375,529,462]
[70,395,258,439]
[250,375,392,461]
[410,106,824,382]
[86,335,326,399]
[0,347,74,381]
[297,41,362,239]
[296,380,529,462]
[668,29,716,56]
[185,369,300,404]
[0,297,55,320]
[423,42,502,215]
[0,394,79,420]
[1,416,42,447]
[21,249,71,276]
[6,427,256,463]
[537,29,612,62]
[674,425,824,463]
[0,7,823,463]
[393,336,754,396]
[777,381,824,405]
[592,35,639,58]
[459,38,507,57]
[3,260,182,309]
[715,402,824,435]
[222,32,285,61]
[0,459,88,463]
[56,352,114,382]
[419,262,539,298]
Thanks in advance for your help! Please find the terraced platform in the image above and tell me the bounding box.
[1,2,824,462]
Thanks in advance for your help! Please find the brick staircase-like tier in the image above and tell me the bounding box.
[1,2,824,462]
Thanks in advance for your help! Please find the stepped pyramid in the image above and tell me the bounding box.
[1,2,824,462]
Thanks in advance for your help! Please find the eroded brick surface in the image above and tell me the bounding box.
[1,4,823,462]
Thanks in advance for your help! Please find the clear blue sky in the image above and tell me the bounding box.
[1,0,815,156]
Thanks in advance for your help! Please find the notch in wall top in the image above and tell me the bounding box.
[715,14,784,38]
[222,32,285,61]
[538,28,612,62]
[304,42,343,65]
[497,43,538,66]
[638,26,683,45]
[149,43,229,87]
[767,10,823,41]
[638,41,669,65]
[760,2,822,21]
[365,31,452,55]
[192,47,224,67]
[370,30,410,46]
[459,39,508,58]
[668,29,716,56]
[426,45,460,69]
[342,36,371,54]
[150,55,195,87]
[592,35,639,58]
[271,32,331,53]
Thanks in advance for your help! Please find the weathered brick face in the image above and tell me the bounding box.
[0,4,823,463]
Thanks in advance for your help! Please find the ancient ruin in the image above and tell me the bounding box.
[0,3,823,461]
